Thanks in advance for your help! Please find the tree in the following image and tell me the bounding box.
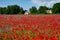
[0,7,2,14]
[7,5,20,14]
[7,6,13,14]
[0,7,8,14]
[0,5,24,14]
[38,6,48,14]
[19,7,24,14]
[2,7,8,14]
[52,2,60,14]
[29,6,37,14]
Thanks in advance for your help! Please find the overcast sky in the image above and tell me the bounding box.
[0,0,60,10]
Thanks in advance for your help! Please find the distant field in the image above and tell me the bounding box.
[0,14,60,40]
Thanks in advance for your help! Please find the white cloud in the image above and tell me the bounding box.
[31,0,60,8]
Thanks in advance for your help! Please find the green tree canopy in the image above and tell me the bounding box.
[52,2,60,14]
[0,5,24,14]
[2,7,8,14]
[29,6,37,14]
[0,7,8,14]
[7,5,20,14]
[19,7,24,14]
[38,6,48,14]
[0,7,3,14]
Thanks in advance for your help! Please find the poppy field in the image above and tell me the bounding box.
[0,14,60,40]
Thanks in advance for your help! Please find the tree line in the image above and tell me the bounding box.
[0,5,24,14]
[0,2,60,14]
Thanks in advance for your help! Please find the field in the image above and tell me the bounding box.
[0,14,60,40]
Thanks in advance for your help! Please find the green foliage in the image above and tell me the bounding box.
[29,6,37,14]
[0,2,60,14]
[0,7,2,14]
[52,2,60,14]
[19,7,24,14]
[0,5,24,14]
[0,7,8,14]
[7,5,20,14]
[2,7,8,14]
[38,6,48,14]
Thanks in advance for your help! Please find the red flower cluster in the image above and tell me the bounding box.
[0,14,60,40]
